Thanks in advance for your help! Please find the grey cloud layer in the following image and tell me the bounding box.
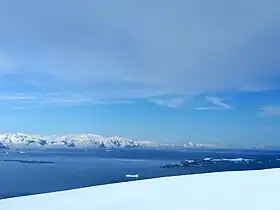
[1,0,280,98]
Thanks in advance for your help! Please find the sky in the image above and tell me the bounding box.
[0,0,280,146]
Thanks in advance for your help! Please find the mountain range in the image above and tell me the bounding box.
[0,133,219,149]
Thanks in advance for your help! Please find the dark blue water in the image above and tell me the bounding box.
[1,148,280,199]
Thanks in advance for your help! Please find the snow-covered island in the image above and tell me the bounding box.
[0,133,219,149]
[0,168,279,210]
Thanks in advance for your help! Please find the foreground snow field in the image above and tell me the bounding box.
[1,169,279,210]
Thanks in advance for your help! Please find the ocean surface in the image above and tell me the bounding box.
[1,148,280,199]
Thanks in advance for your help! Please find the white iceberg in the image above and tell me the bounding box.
[204,157,254,162]
[125,174,139,178]
[0,169,279,210]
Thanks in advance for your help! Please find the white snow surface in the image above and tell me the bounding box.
[1,168,279,210]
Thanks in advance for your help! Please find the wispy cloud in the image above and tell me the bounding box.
[195,107,221,110]
[148,92,198,108]
[195,96,232,111]
[0,93,133,106]
[0,94,35,101]
[206,97,232,109]
[0,93,234,111]
[259,106,280,117]
[0,91,191,108]
[150,97,186,108]
[11,107,27,111]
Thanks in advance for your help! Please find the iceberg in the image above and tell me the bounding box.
[125,174,139,178]
[0,169,279,210]
[204,157,254,162]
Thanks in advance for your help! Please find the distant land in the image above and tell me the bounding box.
[0,133,220,149]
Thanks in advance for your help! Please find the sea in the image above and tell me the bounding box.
[1,148,280,200]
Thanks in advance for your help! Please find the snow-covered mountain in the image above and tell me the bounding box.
[0,133,217,149]
[0,133,154,149]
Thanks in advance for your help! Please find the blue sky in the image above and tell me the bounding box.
[0,0,280,146]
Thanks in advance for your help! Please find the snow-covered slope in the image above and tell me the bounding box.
[1,168,279,210]
[0,133,216,149]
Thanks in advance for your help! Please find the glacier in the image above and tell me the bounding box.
[0,168,279,210]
